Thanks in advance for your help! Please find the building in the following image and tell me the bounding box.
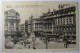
[34,4,76,43]
[42,9,54,38]
[20,24,25,33]
[33,18,43,37]
[53,4,76,41]
[43,4,76,42]
[28,20,31,33]
[34,18,43,32]
[4,9,20,39]
[25,20,28,33]
[28,15,34,33]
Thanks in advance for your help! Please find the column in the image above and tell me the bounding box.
[65,16,67,25]
[14,23,16,31]
[6,21,8,31]
[71,16,73,24]
[52,21,53,34]
[8,22,10,31]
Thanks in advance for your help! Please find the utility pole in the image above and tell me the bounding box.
[46,35,48,49]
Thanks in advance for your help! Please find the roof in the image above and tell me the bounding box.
[4,9,20,18]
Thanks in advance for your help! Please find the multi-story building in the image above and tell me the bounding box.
[20,23,28,40]
[36,4,76,42]
[28,20,31,33]
[41,10,56,40]
[33,18,43,37]
[28,15,34,33]
[34,18,43,32]
[25,20,28,33]
[20,24,25,33]
[53,4,76,41]
[4,9,20,39]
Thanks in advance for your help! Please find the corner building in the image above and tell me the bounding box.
[41,4,76,42]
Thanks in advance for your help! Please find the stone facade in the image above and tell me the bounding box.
[4,9,20,39]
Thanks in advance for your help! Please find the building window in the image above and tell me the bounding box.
[68,16,70,24]
[71,16,73,24]
[67,27,68,31]
[70,32,72,35]
[55,19,57,25]
[66,17,68,24]
[63,18,65,25]
[70,16,72,24]
[62,18,63,25]
[70,27,71,31]
[68,11,71,15]
[67,32,68,35]
[59,18,61,25]
[61,27,62,31]
[57,18,58,25]
[65,17,67,24]
[62,27,64,31]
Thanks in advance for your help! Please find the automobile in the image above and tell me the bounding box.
[67,40,76,45]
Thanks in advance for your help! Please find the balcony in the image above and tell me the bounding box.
[5,31,18,34]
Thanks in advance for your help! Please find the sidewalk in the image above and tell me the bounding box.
[48,41,76,49]
[35,38,46,49]
[10,37,76,49]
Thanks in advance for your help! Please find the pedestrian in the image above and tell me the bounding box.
[64,38,68,48]
[24,42,26,47]
[33,47,36,49]
[28,45,30,49]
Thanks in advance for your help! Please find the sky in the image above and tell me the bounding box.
[2,1,77,24]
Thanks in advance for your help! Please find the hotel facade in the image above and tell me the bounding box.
[34,4,76,43]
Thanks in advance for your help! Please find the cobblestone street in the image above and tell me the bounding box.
[34,38,46,49]
[5,37,76,49]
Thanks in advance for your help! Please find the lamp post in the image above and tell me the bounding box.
[32,37,36,49]
[46,35,48,49]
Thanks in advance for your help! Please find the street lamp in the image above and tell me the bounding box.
[32,37,36,49]
[46,35,48,49]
